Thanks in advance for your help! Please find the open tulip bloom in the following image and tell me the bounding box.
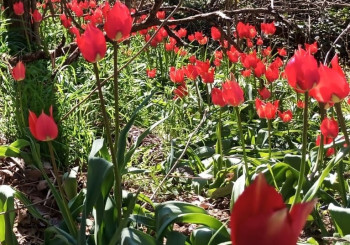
[231,174,316,245]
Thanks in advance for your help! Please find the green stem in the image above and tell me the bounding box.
[194,80,203,115]
[234,106,250,185]
[92,63,122,225]
[311,103,326,178]
[21,16,32,52]
[267,119,272,159]
[293,92,309,206]
[18,82,26,131]
[47,141,65,201]
[113,42,120,153]
[334,102,349,207]
[215,108,223,174]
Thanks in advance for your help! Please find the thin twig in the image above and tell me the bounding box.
[324,22,350,64]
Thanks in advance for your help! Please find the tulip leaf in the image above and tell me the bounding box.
[303,146,350,202]
[121,228,156,245]
[117,92,154,174]
[190,227,229,245]
[329,203,350,236]
[89,138,105,158]
[0,185,17,245]
[166,231,187,245]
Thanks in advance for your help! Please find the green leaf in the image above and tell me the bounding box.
[230,174,245,209]
[155,201,207,240]
[14,190,46,223]
[329,203,350,236]
[166,231,187,245]
[0,185,17,245]
[62,166,79,200]
[190,227,229,245]
[89,138,105,158]
[44,226,77,245]
[121,228,156,245]
[123,116,167,170]
[303,146,350,202]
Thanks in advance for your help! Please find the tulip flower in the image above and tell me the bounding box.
[256,37,263,45]
[176,28,187,38]
[255,98,279,119]
[261,21,276,35]
[258,87,271,100]
[278,110,293,123]
[265,66,279,83]
[77,23,106,63]
[29,106,58,141]
[231,174,316,245]
[309,58,349,104]
[13,1,24,15]
[146,68,156,78]
[11,61,26,81]
[320,117,339,139]
[212,88,227,107]
[285,47,319,93]
[211,26,221,41]
[169,67,185,83]
[104,1,132,42]
[278,47,287,56]
[222,80,244,107]
[31,9,42,22]
[305,41,318,54]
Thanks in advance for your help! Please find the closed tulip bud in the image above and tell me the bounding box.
[11,61,26,81]
[29,106,58,141]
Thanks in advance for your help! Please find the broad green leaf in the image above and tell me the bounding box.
[0,185,17,245]
[190,227,229,245]
[329,203,350,236]
[166,231,187,245]
[44,226,77,245]
[62,166,79,200]
[121,228,156,245]
[89,138,105,158]
[230,174,245,209]
[155,201,207,240]
[14,190,46,223]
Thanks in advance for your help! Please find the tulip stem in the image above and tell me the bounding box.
[293,92,309,206]
[334,102,349,207]
[113,42,120,153]
[194,81,203,115]
[20,16,32,53]
[215,108,224,174]
[92,63,122,225]
[267,119,272,159]
[234,106,250,185]
[47,141,65,202]
[311,103,326,179]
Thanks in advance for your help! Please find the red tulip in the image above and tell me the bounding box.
[222,80,244,107]
[77,23,106,63]
[278,47,287,57]
[255,98,279,119]
[211,26,221,41]
[258,87,271,100]
[60,14,72,29]
[169,67,185,83]
[177,28,187,38]
[11,61,26,81]
[261,22,276,35]
[305,41,318,54]
[241,69,251,77]
[104,1,132,42]
[320,117,339,139]
[184,64,199,81]
[200,68,215,83]
[156,11,165,19]
[29,106,58,141]
[231,174,316,245]
[253,60,266,78]
[227,48,240,63]
[211,87,226,107]
[237,22,256,39]
[32,9,42,22]
[13,1,24,16]
[316,134,333,146]
[188,34,195,42]
[297,100,305,109]
[309,60,349,104]
[173,83,188,99]
[262,46,272,57]
[265,66,279,83]
[278,110,293,123]
[146,68,156,78]
[285,47,319,93]
[256,37,263,46]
